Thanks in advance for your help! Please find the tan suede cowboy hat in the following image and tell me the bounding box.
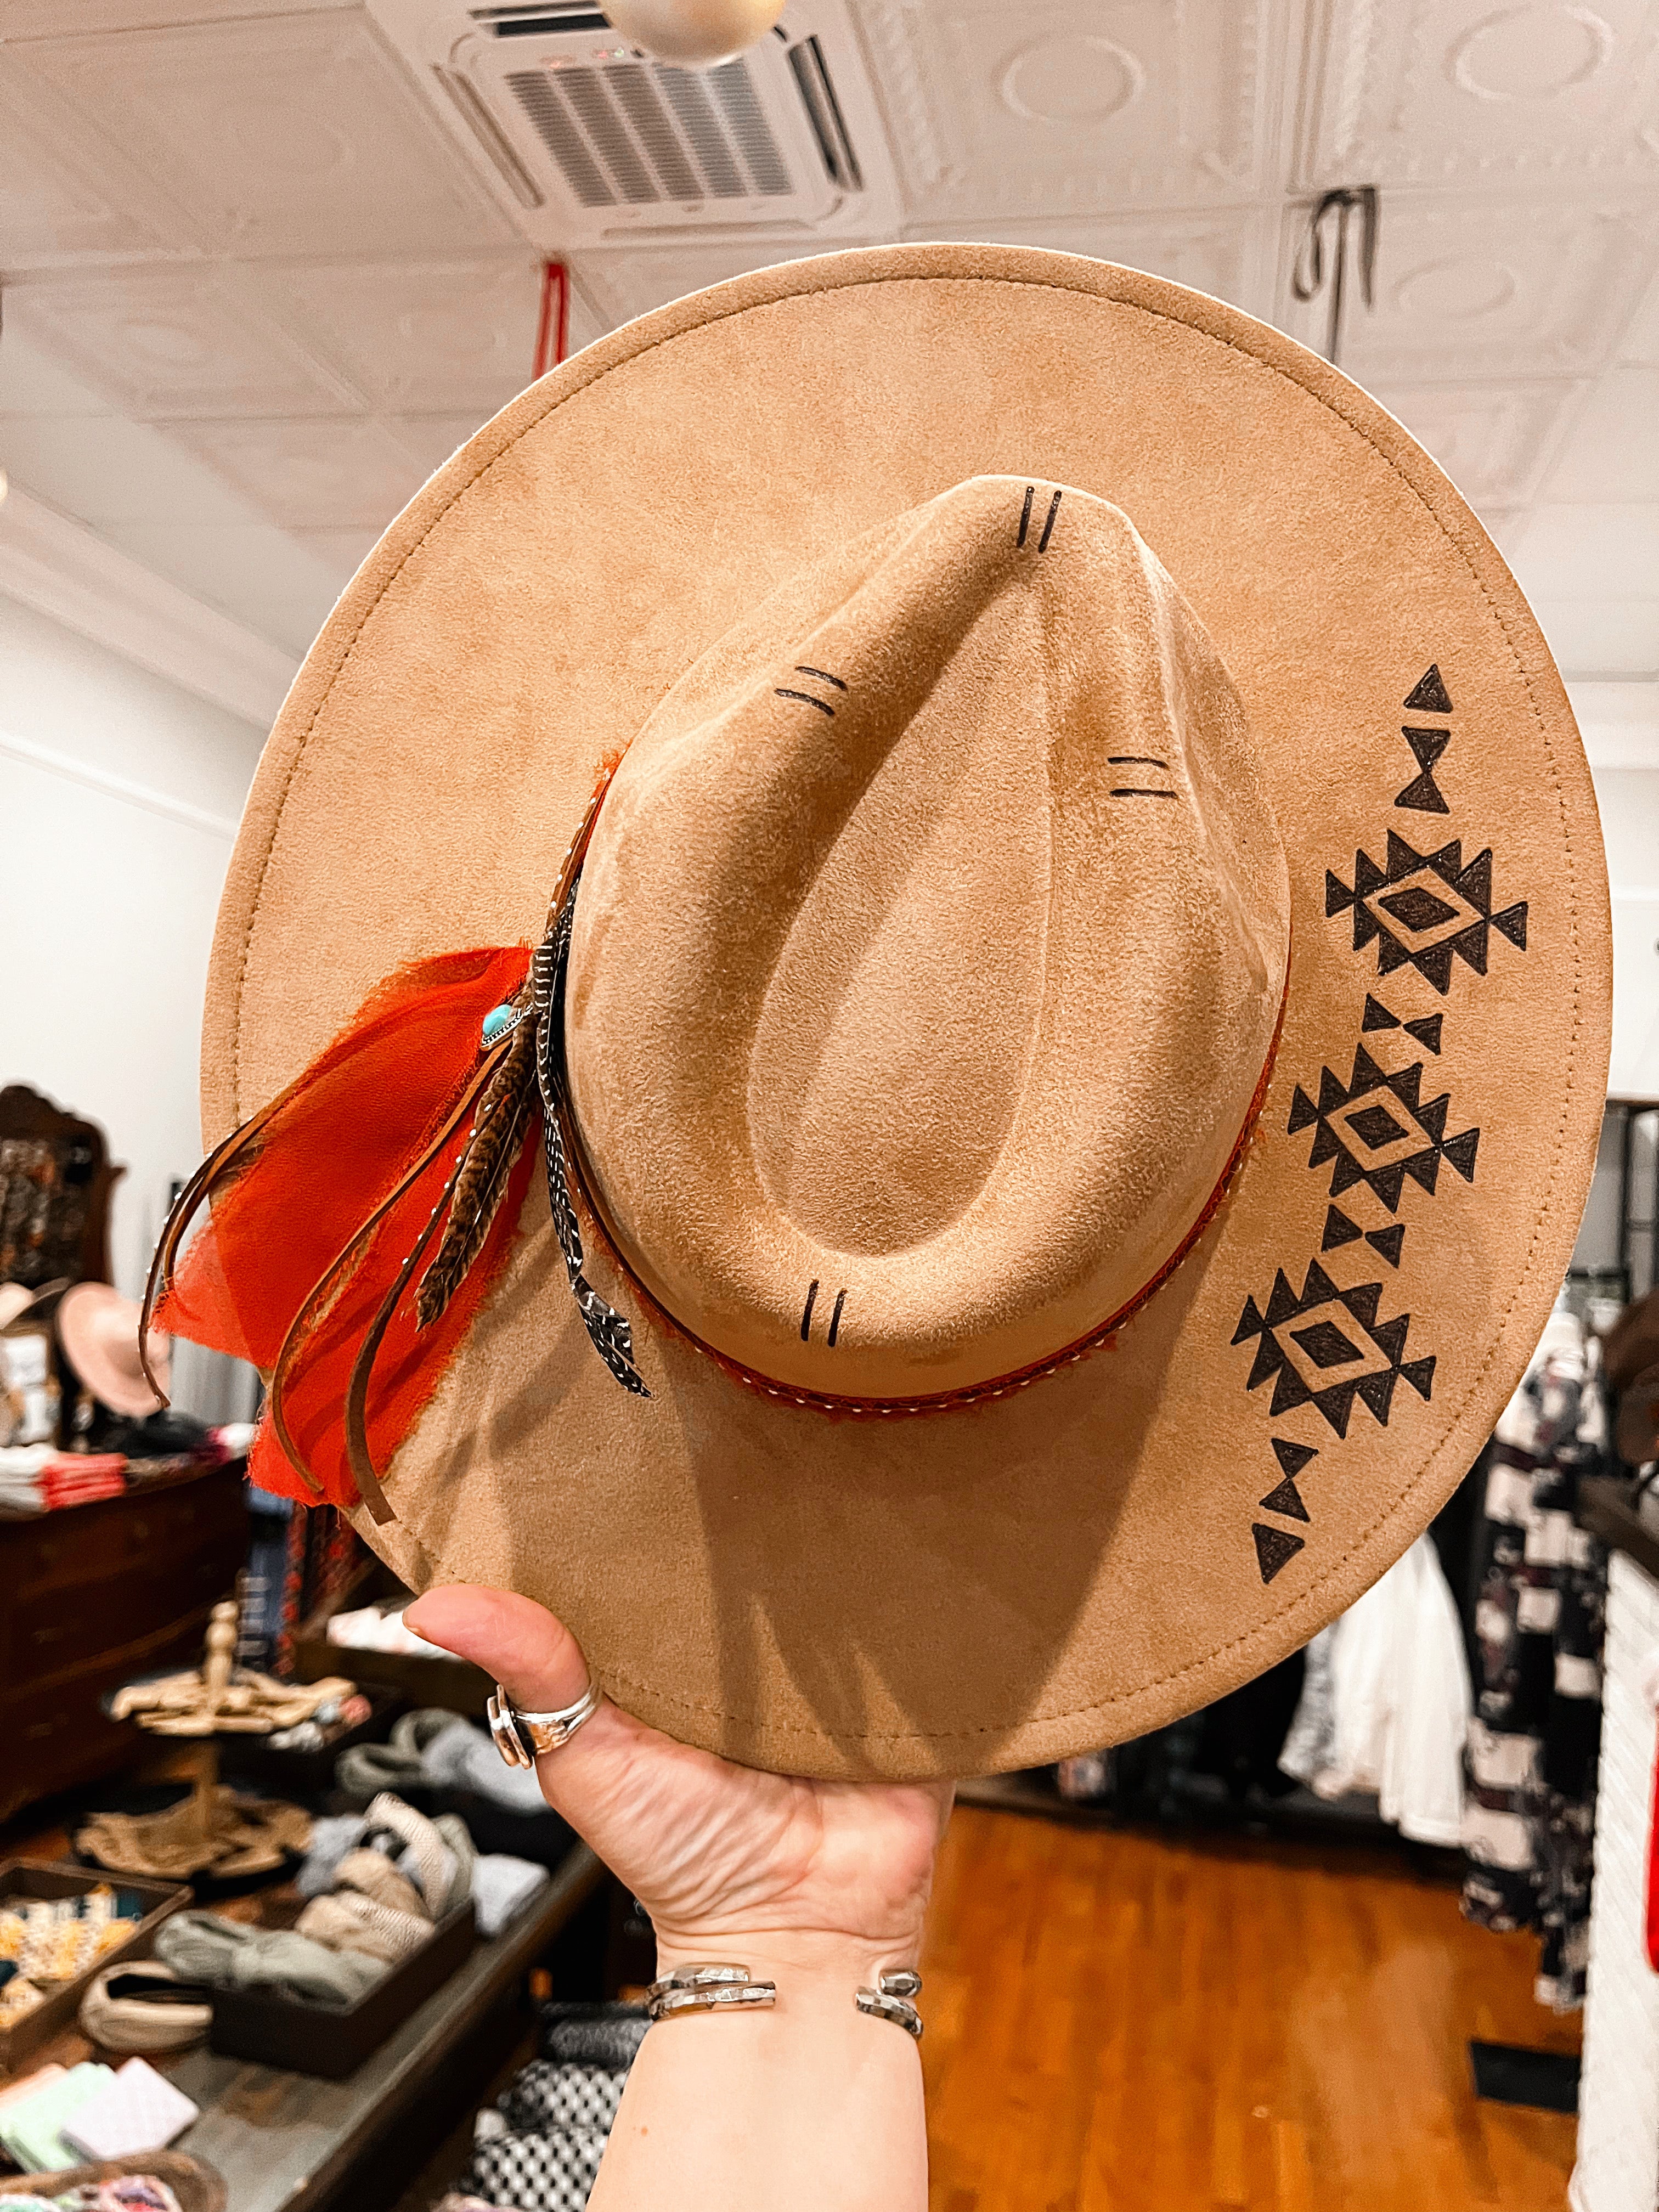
[154,245,1610,1780]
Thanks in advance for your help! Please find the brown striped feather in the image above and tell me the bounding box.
[415,1017,537,1328]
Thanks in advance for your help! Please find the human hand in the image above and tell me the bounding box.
[404,1585,953,1990]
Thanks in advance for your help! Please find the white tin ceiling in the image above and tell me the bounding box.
[2,0,1657,684]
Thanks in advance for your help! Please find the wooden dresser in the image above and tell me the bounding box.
[0,1463,247,1820]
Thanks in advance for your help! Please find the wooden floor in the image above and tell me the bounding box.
[920,1807,1581,2212]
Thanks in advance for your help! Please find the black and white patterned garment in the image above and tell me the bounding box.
[459,2003,650,2211]
[1460,1307,1610,2010]
[465,2124,608,2212]
[498,2062,627,2135]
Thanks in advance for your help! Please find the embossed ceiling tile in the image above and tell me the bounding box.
[0,56,183,267]
[1365,380,1587,506]
[1617,268,1659,361]
[2,0,350,32]
[1545,364,1659,498]
[0,414,272,528]
[906,209,1274,317]
[15,14,514,259]
[855,0,1288,221]
[0,331,111,420]
[290,528,384,589]
[253,258,544,414]
[3,267,362,422]
[1296,0,1659,191]
[170,417,432,531]
[1275,196,1659,380]
[566,246,854,331]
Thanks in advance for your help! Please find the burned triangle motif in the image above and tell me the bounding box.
[1259,1475,1310,1522]
[1403,665,1452,714]
[1252,1523,1305,1583]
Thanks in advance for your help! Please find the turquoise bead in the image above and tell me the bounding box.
[482,1002,516,1047]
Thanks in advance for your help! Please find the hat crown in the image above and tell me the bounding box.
[568,476,1289,1399]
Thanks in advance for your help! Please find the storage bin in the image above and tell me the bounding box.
[205,1900,476,2078]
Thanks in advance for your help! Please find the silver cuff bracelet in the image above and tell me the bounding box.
[643,1962,923,2036]
[645,1963,777,2022]
[487,1678,603,1768]
[855,1969,924,2038]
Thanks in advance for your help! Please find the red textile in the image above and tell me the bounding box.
[1648,1734,1659,1974]
[156,945,534,1510]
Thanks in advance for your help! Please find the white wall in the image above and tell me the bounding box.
[1592,764,1659,1104]
[1573,682,1659,1102]
[1,590,266,1302]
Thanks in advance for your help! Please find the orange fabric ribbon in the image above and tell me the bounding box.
[155,945,534,1514]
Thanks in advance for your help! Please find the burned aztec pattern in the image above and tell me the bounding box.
[1235,665,1526,1584]
[1325,832,1527,996]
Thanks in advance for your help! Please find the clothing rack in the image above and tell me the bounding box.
[1613,1101,1659,1305]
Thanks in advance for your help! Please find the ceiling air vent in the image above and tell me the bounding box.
[368,0,898,247]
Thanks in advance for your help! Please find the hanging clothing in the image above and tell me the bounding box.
[273,1502,368,1680]
[1460,1305,1609,2011]
[1278,1534,1471,1843]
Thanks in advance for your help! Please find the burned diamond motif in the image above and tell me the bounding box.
[1291,1319,1362,1368]
[1379,885,1456,933]
[1232,1260,1436,1438]
[1346,1102,1408,1149]
[1326,831,1527,995]
[1286,1042,1479,1214]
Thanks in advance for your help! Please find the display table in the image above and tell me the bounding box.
[165,1843,602,2212]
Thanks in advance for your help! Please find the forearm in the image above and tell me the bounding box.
[590,1933,928,2212]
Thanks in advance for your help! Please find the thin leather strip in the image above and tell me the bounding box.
[268,1043,511,1514]
[138,1075,306,1402]
[341,1112,482,1524]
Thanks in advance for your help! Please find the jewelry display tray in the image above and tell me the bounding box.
[0,1858,191,2071]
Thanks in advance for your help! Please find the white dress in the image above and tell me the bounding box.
[1280,1533,1471,1844]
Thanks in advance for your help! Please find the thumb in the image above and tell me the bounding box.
[406,1584,592,1717]
[405,1584,651,1830]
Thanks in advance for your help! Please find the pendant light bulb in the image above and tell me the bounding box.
[600,0,787,67]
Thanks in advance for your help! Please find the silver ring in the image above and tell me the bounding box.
[487,1678,603,1768]
[645,1963,776,2022]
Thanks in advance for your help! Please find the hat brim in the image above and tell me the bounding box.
[204,245,1609,1779]
[57,1281,169,1420]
